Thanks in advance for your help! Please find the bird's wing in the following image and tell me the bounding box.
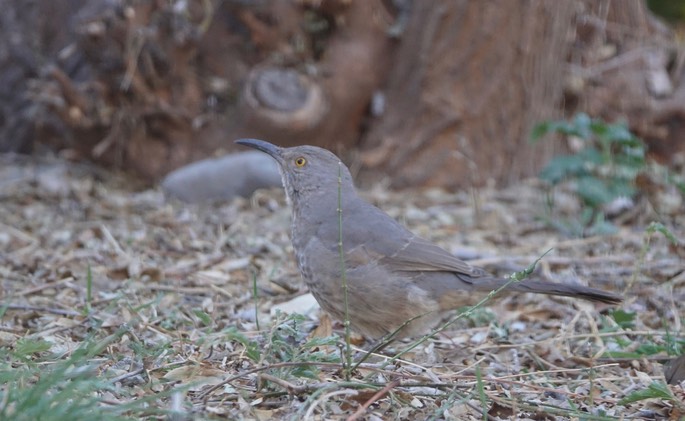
[341,201,487,278]
[377,234,487,276]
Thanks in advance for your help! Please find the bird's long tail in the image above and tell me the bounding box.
[476,278,622,304]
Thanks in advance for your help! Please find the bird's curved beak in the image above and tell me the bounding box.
[235,139,283,162]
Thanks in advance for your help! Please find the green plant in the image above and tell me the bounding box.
[628,221,679,291]
[200,315,340,388]
[531,113,647,236]
[222,326,262,363]
[600,307,684,359]
[252,270,261,331]
[259,312,340,380]
[619,381,683,408]
[0,332,174,421]
[475,365,488,421]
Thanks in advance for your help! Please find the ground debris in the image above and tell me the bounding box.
[1,155,683,420]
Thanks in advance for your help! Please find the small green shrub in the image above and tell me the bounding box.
[261,312,340,379]
[0,334,173,421]
[532,113,647,236]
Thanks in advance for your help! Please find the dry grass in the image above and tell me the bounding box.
[1,155,683,420]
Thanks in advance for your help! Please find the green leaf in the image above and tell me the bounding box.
[224,327,261,362]
[579,207,595,226]
[13,338,52,360]
[531,113,657,238]
[615,147,646,170]
[291,365,319,379]
[618,381,675,405]
[193,310,213,326]
[587,218,617,236]
[572,113,592,138]
[530,121,552,141]
[304,336,340,348]
[602,351,645,359]
[531,118,588,140]
[589,120,610,138]
[576,147,605,165]
[539,154,589,184]
[576,176,615,207]
[607,179,637,198]
[610,309,636,329]
[607,125,642,146]
[593,122,625,141]
[646,221,679,245]
[635,343,667,356]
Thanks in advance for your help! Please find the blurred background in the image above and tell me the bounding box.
[0,0,683,190]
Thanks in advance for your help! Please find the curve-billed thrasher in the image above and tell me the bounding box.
[236,139,622,339]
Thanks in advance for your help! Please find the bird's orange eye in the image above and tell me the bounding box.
[295,157,307,167]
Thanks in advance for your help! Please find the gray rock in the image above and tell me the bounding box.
[161,151,281,203]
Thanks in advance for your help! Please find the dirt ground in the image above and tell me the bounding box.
[1,154,684,420]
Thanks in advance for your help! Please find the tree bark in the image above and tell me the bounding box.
[361,0,576,189]
[0,0,679,186]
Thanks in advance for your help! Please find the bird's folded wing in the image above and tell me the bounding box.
[377,235,487,276]
[340,201,487,277]
[345,232,486,277]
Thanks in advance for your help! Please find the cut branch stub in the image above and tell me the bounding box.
[242,66,327,132]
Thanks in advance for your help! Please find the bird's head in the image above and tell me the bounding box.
[235,139,355,204]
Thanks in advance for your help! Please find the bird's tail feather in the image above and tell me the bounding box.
[477,278,622,305]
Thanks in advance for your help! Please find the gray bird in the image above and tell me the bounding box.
[236,139,622,340]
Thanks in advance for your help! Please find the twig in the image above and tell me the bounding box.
[48,66,90,110]
[0,222,39,256]
[338,161,352,381]
[583,309,606,359]
[147,285,215,294]
[4,304,80,316]
[670,284,682,333]
[490,395,619,421]
[351,343,441,374]
[25,322,88,339]
[484,363,620,381]
[468,254,635,268]
[347,380,399,421]
[473,330,680,351]
[110,367,146,384]
[199,361,365,400]
[251,269,260,331]
[400,377,622,404]
[100,223,129,258]
[569,46,652,78]
[304,389,358,420]
[353,312,431,369]
[15,277,75,296]
[208,283,234,299]
[165,253,225,277]
[259,373,308,395]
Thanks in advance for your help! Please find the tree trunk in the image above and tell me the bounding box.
[0,0,678,186]
[361,0,576,189]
